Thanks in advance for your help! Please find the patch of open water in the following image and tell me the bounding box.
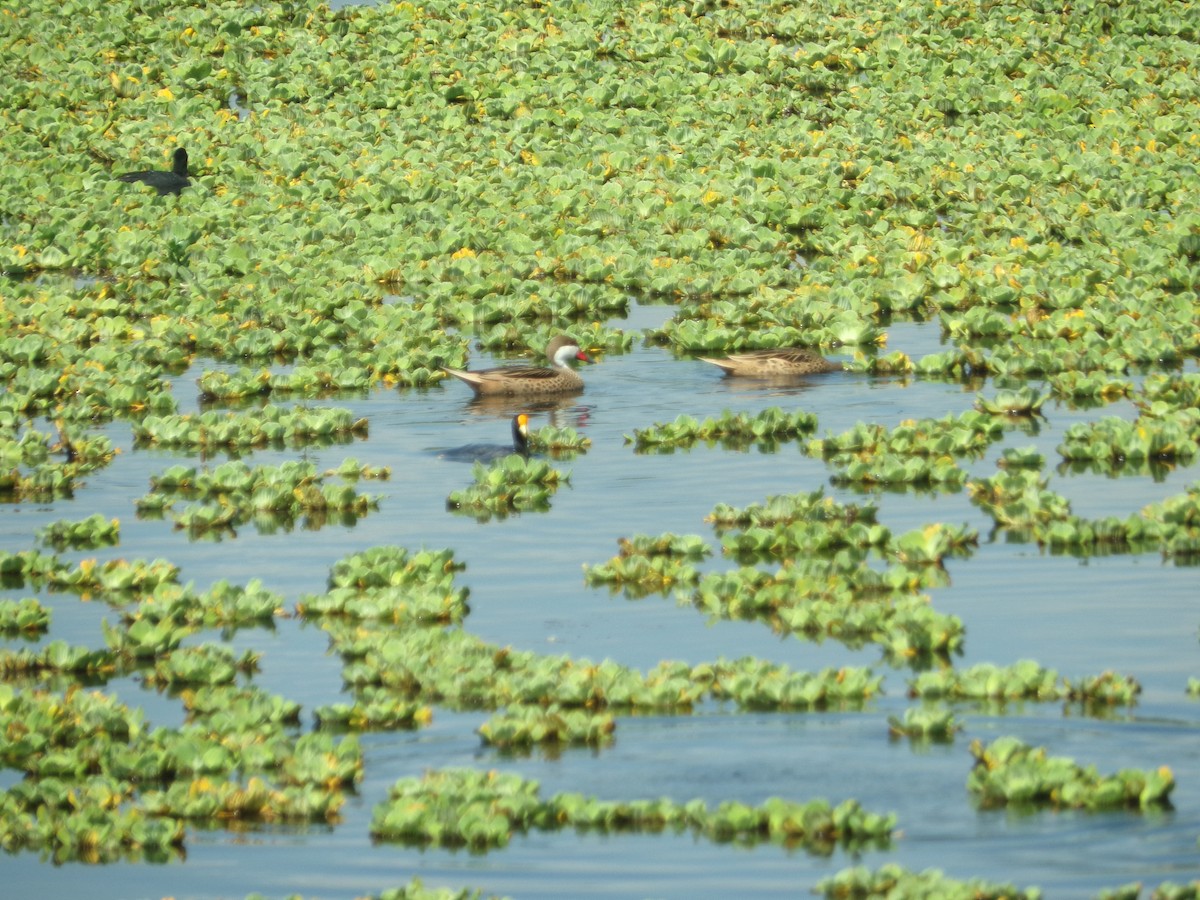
[5,313,1200,897]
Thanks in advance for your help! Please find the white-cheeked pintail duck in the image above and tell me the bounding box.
[442,336,591,396]
[698,347,841,377]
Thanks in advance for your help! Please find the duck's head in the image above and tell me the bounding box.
[546,335,591,367]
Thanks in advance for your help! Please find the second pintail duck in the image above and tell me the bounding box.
[442,335,591,396]
[698,347,842,377]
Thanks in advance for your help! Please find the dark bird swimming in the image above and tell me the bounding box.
[116,147,191,196]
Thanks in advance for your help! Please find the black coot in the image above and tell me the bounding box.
[116,148,190,195]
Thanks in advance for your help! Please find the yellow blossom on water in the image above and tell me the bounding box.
[451,247,477,260]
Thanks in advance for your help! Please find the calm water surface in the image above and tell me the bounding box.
[5,315,1200,897]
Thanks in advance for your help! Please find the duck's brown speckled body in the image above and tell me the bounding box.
[698,347,841,377]
[443,336,591,396]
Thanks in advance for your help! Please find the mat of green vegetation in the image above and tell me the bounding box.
[2,0,1199,896]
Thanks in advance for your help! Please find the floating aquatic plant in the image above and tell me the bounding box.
[707,489,878,531]
[447,455,567,521]
[523,422,591,456]
[996,446,1045,470]
[298,546,470,625]
[1057,410,1199,473]
[828,454,970,491]
[582,533,710,596]
[0,639,119,679]
[142,643,259,689]
[887,706,961,742]
[909,661,1141,706]
[371,768,894,852]
[35,513,120,551]
[809,411,1005,460]
[975,387,1048,417]
[705,659,884,711]
[0,774,186,864]
[719,518,892,564]
[969,470,1200,558]
[314,689,434,732]
[0,550,181,599]
[627,407,819,452]
[0,423,115,501]
[595,492,969,662]
[968,468,1073,530]
[138,460,381,538]
[182,685,302,731]
[309,545,882,715]
[357,879,505,900]
[477,704,616,750]
[967,736,1173,811]
[0,598,50,636]
[816,865,1041,900]
[141,776,344,823]
[582,552,703,598]
[132,405,370,451]
[0,680,362,860]
[1139,373,1200,411]
[1048,371,1131,406]
[891,523,978,568]
[132,579,284,632]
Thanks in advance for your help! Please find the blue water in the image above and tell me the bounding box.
[4,314,1200,897]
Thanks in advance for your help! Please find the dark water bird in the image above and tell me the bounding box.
[698,347,842,377]
[442,336,591,396]
[438,414,531,463]
[116,147,191,195]
[511,412,531,453]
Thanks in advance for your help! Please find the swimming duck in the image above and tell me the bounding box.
[698,347,841,377]
[437,413,531,463]
[116,147,191,195]
[442,335,591,396]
